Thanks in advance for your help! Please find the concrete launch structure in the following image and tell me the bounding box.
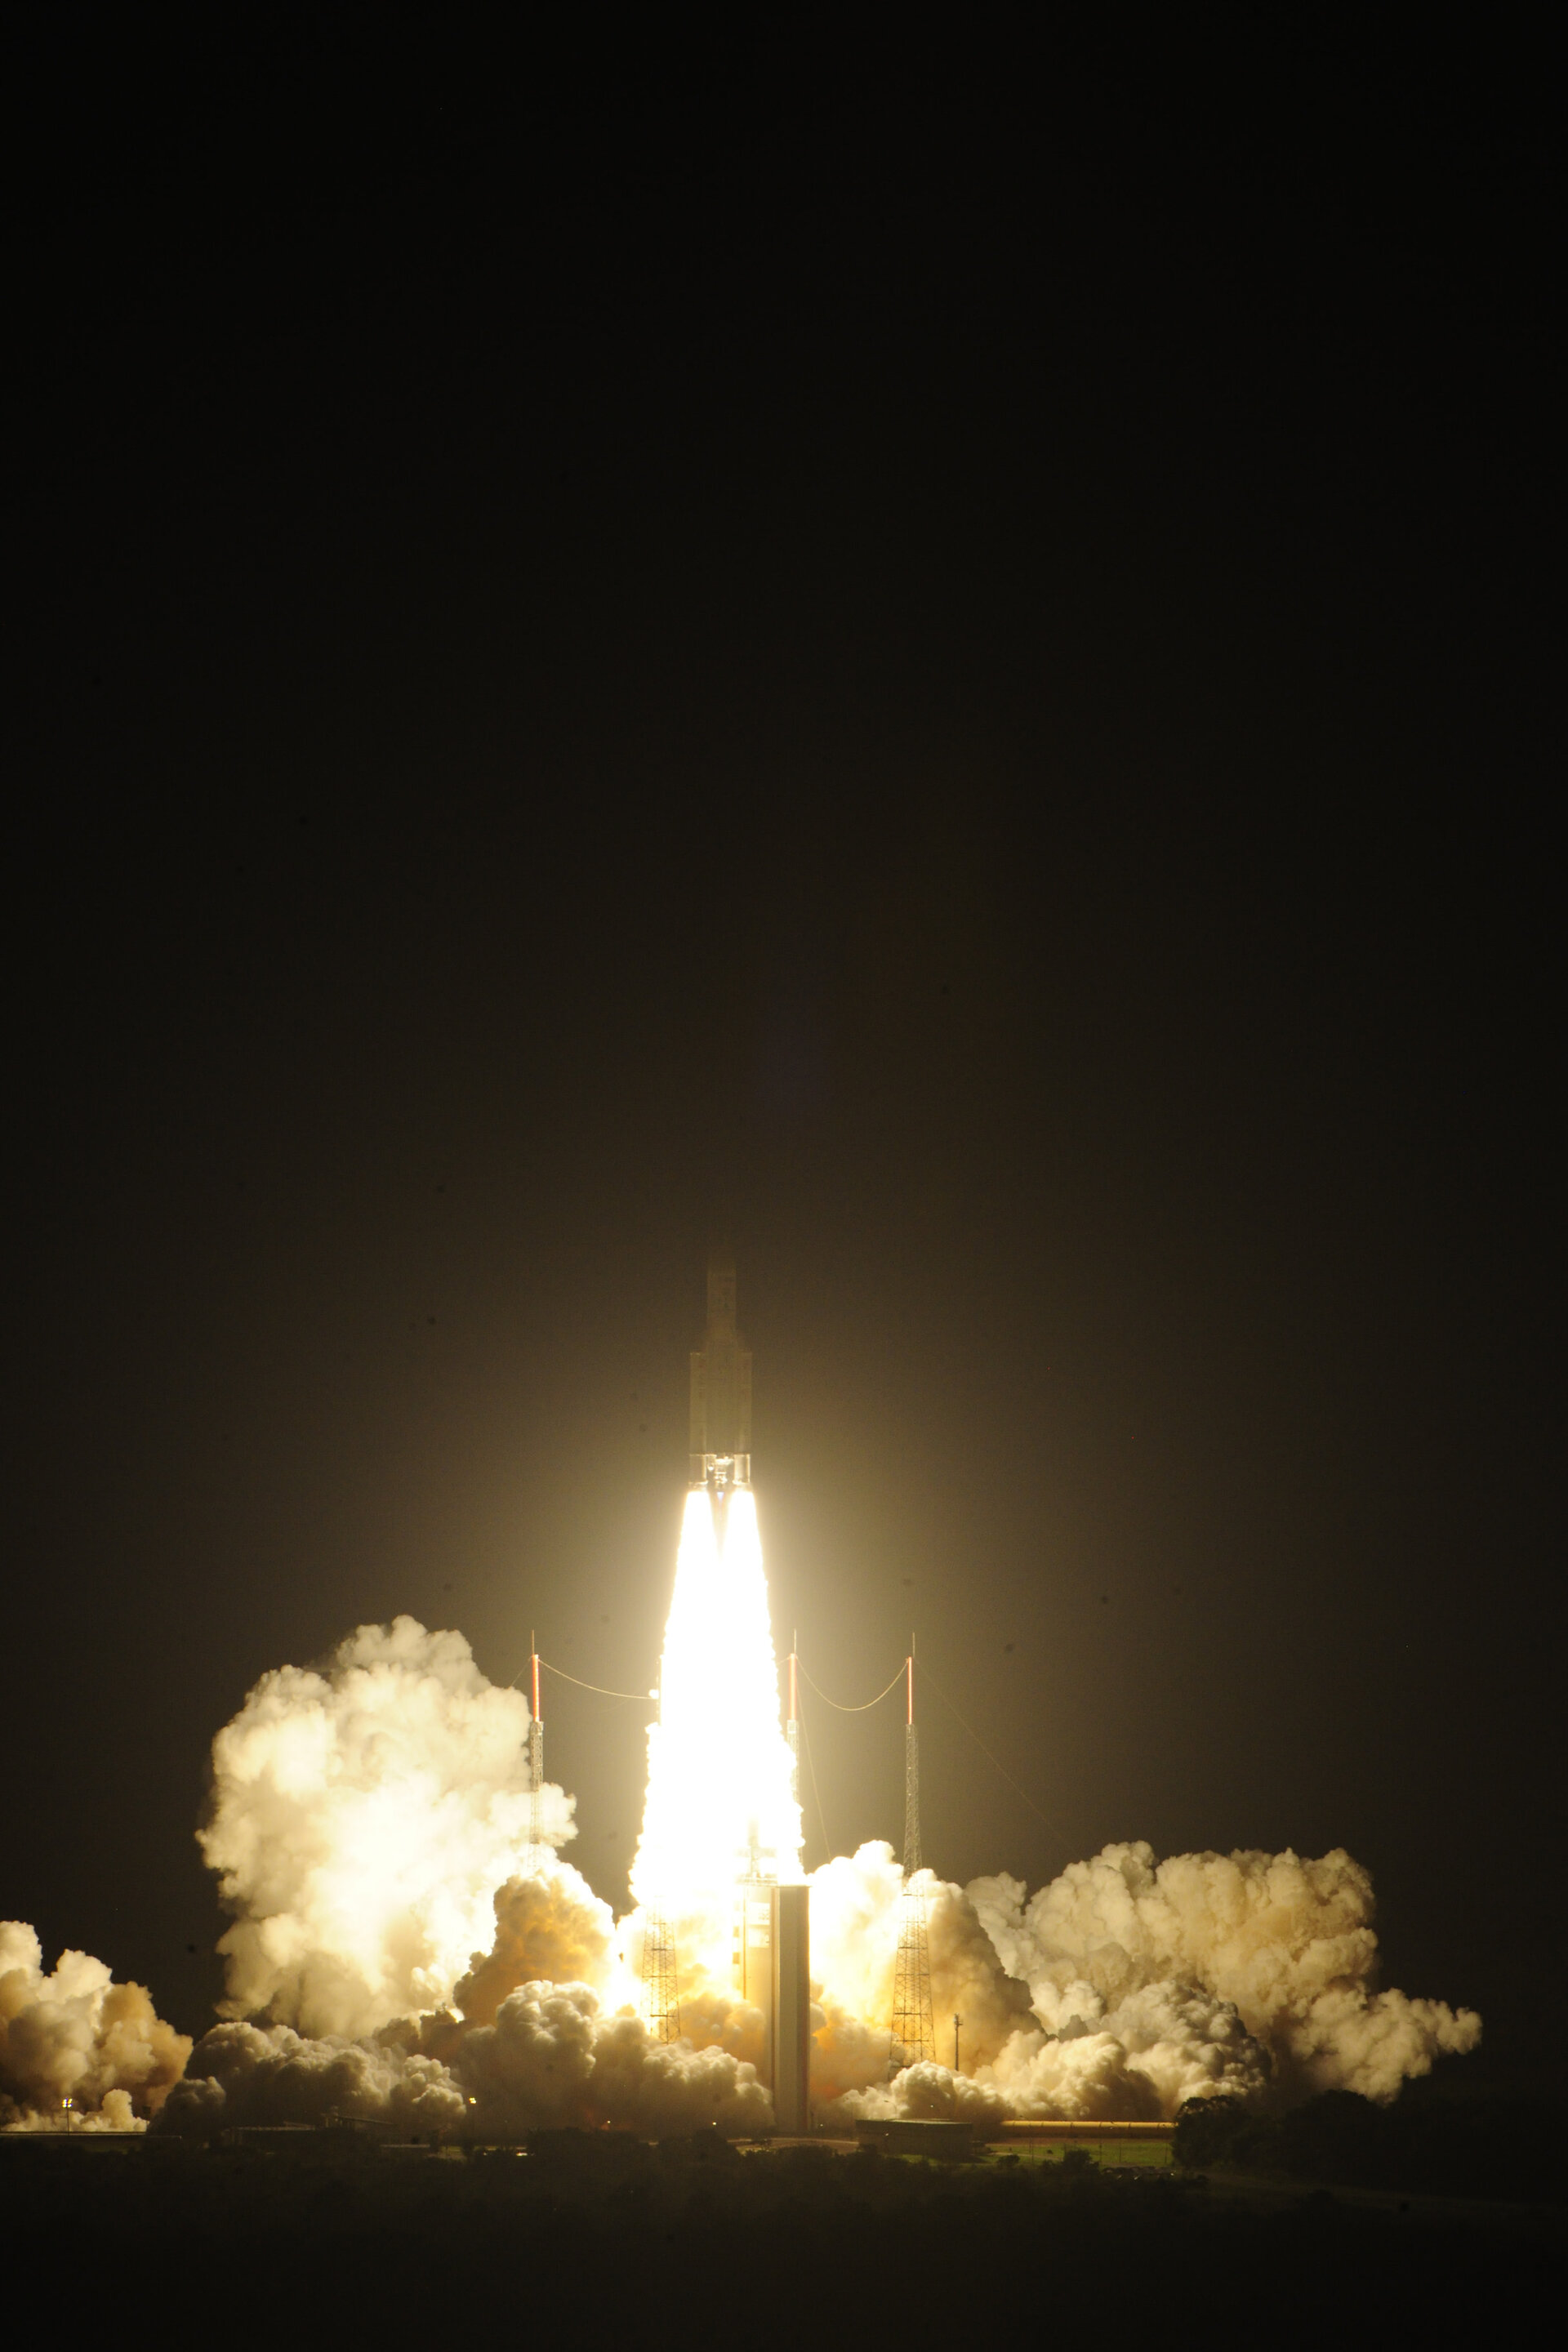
[732,1873,811,2132]
[690,1254,810,2132]
[769,1883,811,2133]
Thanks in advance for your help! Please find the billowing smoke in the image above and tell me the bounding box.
[809,1843,1035,2075]
[1,1922,189,2129]
[149,1627,776,2141]
[450,1864,617,2024]
[7,1579,1481,2139]
[796,1835,1479,2124]
[161,1858,770,2140]
[451,1984,771,2137]
[199,1616,576,2038]
[969,1841,1482,2107]
[178,1592,1483,2136]
[158,2018,470,2140]
[617,1486,1479,2122]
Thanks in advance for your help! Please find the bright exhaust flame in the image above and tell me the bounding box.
[630,1487,801,1980]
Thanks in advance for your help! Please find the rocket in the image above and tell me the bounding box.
[689,1250,751,1489]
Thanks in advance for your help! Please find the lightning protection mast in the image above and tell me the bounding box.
[786,1637,801,1814]
[527,1637,546,1873]
[889,1639,935,2073]
[639,1675,681,2042]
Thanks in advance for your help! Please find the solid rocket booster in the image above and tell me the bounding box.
[689,1250,751,1489]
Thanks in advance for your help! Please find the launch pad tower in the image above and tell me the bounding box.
[640,1909,681,2042]
[889,1650,935,2071]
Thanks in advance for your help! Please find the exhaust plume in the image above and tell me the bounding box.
[632,1489,802,1920]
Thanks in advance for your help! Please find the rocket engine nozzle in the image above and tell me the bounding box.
[691,1450,751,1491]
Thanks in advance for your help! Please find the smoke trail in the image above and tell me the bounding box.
[199,1616,575,2037]
[1,1922,189,2129]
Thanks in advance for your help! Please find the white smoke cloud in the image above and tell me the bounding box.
[159,2017,470,2138]
[199,1616,575,2038]
[154,1852,772,2142]
[809,1842,1033,2073]
[180,1627,1486,2135]
[33,1589,1473,2145]
[803,1844,1192,2125]
[158,1859,773,2142]
[450,1864,617,2025]
[968,1842,1480,2109]
[790,1836,1478,2124]
[162,1986,773,2142]
[436,1867,771,2135]
[154,1817,1481,2137]
[1,1922,190,2130]
[455,1984,772,2137]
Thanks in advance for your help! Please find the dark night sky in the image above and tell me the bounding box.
[5,24,1560,2085]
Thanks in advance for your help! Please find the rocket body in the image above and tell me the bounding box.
[689,1253,751,1488]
